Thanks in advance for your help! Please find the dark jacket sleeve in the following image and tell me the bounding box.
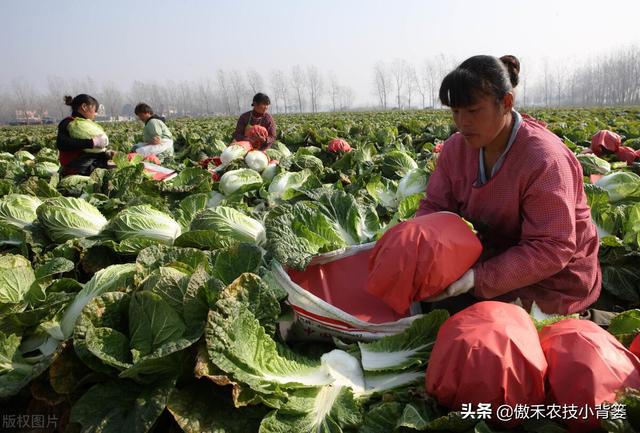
[233,112,249,142]
[56,118,93,151]
[259,114,277,150]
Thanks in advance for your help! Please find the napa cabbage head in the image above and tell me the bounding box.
[219,169,263,196]
[220,144,249,165]
[190,206,266,246]
[67,117,105,139]
[267,169,319,200]
[261,161,281,182]
[577,154,611,175]
[0,194,42,228]
[36,197,108,242]
[595,171,640,202]
[245,150,269,173]
[380,150,418,179]
[0,254,36,306]
[107,205,182,245]
[396,168,428,201]
[68,118,107,154]
[55,263,137,340]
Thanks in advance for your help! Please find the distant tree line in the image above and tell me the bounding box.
[0,45,638,124]
[370,46,640,110]
[0,66,356,123]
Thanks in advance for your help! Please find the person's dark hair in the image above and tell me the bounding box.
[439,55,520,108]
[252,93,271,106]
[64,94,99,113]
[134,103,153,115]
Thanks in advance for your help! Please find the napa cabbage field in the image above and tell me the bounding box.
[1,108,640,432]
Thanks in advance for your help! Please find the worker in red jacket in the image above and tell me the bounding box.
[56,94,111,176]
[232,93,276,150]
[418,55,601,315]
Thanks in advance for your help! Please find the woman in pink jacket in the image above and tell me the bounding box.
[418,55,601,315]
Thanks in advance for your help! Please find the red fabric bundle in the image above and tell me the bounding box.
[615,146,638,165]
[426,301,547,426]
[539,319,640,431]
[246,125,268,147]
[199,156,222,169]
[127,152,161,164]
[328,138,352,153]
[367,212,482,314]
[233,140,253,152]
[591,130,621,156]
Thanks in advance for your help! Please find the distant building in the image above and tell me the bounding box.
[13,109,51,125]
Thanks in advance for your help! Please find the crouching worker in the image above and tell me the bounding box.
[417,55,601,315]
[57,94,112,176]
[132,103,174,158]
[232,93,276,150]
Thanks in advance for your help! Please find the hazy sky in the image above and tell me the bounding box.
[2,0,639,106]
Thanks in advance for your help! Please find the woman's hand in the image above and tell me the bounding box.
[423,269,475,302]
[149,136,162,145]
[92,134,109,149]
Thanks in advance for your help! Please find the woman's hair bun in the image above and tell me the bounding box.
[500,55,520,87]
[63,95,73,106]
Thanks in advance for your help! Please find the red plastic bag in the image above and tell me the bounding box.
[272,243,419,341]
[591,130,621,156]
[539,319,640,431]
[328,138,352,153]
[287,245,408,324]
[630,334,640,358]
[426,301,547,426]
[367,212,482,314]
[616,146,638,165]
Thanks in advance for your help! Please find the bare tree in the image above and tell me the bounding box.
[338,85,355,111]
[229,70,246,114]
[46,75,68,119]
[0,84,14,123]
[197,78,215,116]
[69,76,97,97]
[216,70,232,115]
[434,54,454,106]
[177,81,193,116]
[100,82,124,119]
[542,59,551,107]
[291,65,306,113]
[554,64,565,106]
[12,78,35,123]
[518,57,529,108]
[328,72,340,112]
[391,59,408,109]
[270,69,289,113]
[422,59,439,108]
[411,64,427,109]
[246,69,265,95]
[405,64,419,109]
[373,61,391,109]
[129,81,148,103]
[306,66,323,113]
[163,80,180,116]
